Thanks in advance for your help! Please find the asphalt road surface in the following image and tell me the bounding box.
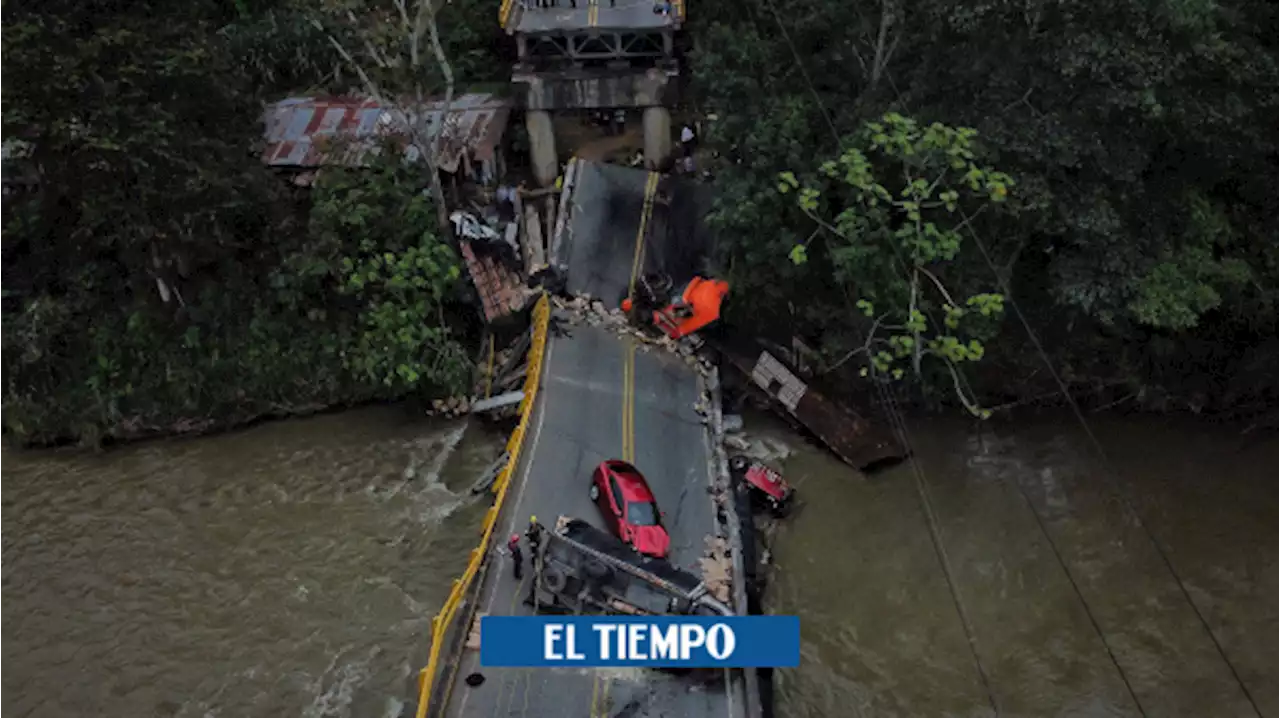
[441,323,734,718]
[561,162,715,305]
[515,1,680,34]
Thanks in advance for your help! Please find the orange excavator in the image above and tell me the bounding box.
[622,273,730,340]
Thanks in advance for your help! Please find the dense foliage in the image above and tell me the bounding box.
[776,113,1015,415]
[1,0,499,445]
[692,0,1277,412]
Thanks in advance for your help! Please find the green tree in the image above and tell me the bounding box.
[776,114,1011,415]
[303,149,471,393]
[691,0,1277,411]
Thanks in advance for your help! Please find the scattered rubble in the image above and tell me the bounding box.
[466,611,485,650]
[722,433,793,465]
[698,535,733,604]
[428,395,473,418]
[723,414,744,434]
[551,293,716,376]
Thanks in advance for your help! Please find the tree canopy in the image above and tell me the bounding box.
[1,0,495,445]
[691,0,1277,411]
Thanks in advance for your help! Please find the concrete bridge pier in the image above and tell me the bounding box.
[526,109,558,187]
[643,106,672,169]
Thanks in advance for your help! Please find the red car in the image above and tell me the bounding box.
[589,459,671,558]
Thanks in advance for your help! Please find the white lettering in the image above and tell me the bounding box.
[678,625,706,660]
[593,624,616,660]
[544,624,564,660]
[706,624,735,660]
[565,625,585,660]
[650,625,678,660]
[617,623,626,659]
[627,623,645,659]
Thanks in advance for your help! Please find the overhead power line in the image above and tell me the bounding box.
[735,4,1257,715]
[961,220,1264,718]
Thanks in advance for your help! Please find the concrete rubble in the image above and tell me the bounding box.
[724,433,793,465]
[698,535,733,604]
[427,395,473,418]
[551,293,716,377]
[466,611,485,650]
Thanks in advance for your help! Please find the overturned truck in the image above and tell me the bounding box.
[530,517,733,618]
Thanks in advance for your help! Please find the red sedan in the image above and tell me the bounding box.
[588,459,671,558]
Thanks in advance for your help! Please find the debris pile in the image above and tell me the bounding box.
[551,294,715,376]
[698,535,733,604]
[466,611,485,650]
[428,396,473,418]
[722,433,793,465]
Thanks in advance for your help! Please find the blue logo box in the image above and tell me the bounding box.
[480,615,800,668]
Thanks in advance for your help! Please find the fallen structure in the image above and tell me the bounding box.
[714,333,905,470]
[529,516,733,617]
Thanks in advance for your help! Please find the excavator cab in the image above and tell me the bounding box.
[624,273,729,340]
[652,276,729,340]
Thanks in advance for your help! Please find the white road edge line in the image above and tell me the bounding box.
[453,333,558,718]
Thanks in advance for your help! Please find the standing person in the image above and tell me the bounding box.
[526,516,542,558]
[507,533,524,581]
[680,124,696,158]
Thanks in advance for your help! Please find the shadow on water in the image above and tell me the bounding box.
[750,408,1276,718]
[2,406,509,718]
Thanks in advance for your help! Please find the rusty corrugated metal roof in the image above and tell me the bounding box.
[262,93,510,174]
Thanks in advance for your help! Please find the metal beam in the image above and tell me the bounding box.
[521,30,670,62]
[470,390,526,413]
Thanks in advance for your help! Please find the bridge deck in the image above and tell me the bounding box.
[442,325,734,718]
[438,161,741,718]
[512,2,684,34]
[559,161,713,305]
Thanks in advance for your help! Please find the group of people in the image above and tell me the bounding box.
[505,516,543,584]
[518,0,677,17]
[521,0,615,8]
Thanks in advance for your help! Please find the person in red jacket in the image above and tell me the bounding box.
[506,533,523,581]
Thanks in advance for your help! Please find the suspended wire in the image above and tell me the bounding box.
[960,221,1265,718]
[748,2,1158,711]
[758,0,843,149]
[746,1,1001,711]
[942,351,1151,715]
[873,374,1001,716]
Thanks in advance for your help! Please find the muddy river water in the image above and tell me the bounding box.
[3,406,1275,718]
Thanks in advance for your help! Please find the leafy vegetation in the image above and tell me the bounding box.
[2,0,1274,445]
[692,0,1277,412]
[1,0,495,445]
[775,113,1013,416]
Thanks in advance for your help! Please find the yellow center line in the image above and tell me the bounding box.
[589,0,598,27]
[591,673,600,717]
[627,172,660,302]
[622,338,636,463]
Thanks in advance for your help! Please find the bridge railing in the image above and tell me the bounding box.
[415,292,551,718]
[499,0,516,30]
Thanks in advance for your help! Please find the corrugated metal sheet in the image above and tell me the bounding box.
[716,334,905,470]
[262,94,510,174]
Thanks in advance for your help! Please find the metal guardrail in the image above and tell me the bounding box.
[415,293,551,718]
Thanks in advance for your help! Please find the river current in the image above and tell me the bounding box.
[2,406,1274,717]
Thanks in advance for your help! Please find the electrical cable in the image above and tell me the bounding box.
[747,2,1000,711]
[961,220,1264,718]
[872,373,1001,716]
